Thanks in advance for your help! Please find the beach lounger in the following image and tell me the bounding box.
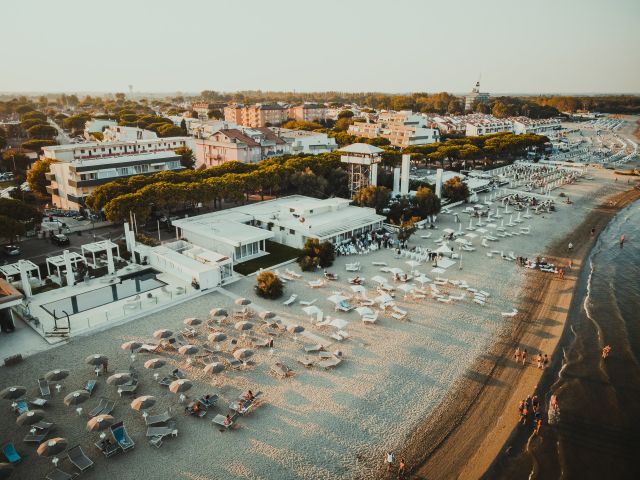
[299,298,317,306]
[285,269,302,279]
[212,413,237,431]
[138,343,160,353]
[46,468,79,480]
[307,279,325,288]
[251,337,271,348]
[38,377,51,397]
[391,311,408,320]
[23,431,48,444]
[362,312,378,324]
[1,442,20,464]
[110,421,134,452]
[94,438,121,458]
[270,362,294,378]
[304,343,325,353]
[199,395,218,409]
[145,411,172,426]
[298,357,315,368]
[146,423,178,438]
[67,445,94,472]
[282,294,298,306]
[318,356,342,369]
[117,380,138,396]
[12,400,28,415]
[84,379,97,396]
[88,398,108,417]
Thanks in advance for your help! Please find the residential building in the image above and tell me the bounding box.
[288,103,327,122]
[511,117,562,135]
[173,195,385,258]
[464,81,490,111]
[43,135,191,210]
[191,102,210,118]
[347,111,440,147]
[193,127,290,167]
[102,126,159,142]
[465,117,514,136]
[223,103,288,128]
[269,128,338,155]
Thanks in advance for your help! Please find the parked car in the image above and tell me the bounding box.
[2,245,21,256]
[52,234,70,246]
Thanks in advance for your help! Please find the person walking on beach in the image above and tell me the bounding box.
[543,354,549,368]
[386,451,395,472]
[620,234,625,248]
[397,458,406,479]
[535,417,543,435]
[537,354,543,369]
[514,347,521,363]
[522,349,527,366]
[568,242,574,252]
[518,400,525,422]
[602,345,611,359]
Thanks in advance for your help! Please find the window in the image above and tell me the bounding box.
[289,229,295,235]
[279,227,285,232]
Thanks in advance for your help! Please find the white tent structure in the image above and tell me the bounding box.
[46,251,86,286]
[0,260,41,284]
[81,240,121,273]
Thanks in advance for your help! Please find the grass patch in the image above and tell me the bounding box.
[233,240,300,276]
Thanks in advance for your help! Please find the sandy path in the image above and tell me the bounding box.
[408,185,640,479]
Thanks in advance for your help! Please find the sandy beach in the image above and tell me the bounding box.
[0,167,635,480]
[409,185,640,480]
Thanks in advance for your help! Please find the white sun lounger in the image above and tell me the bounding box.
[362,312,378,324]
[299,299,317,306]
[283,294,298,306]
[285,269,302,279]
[307,280,324,288]
[501,309,518,317]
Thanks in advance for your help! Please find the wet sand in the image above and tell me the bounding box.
[407,185,640,480]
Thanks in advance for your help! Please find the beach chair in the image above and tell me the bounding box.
[67,445,94,472]
[299,298,317,306]
[362,312,378,324]
[117,378,138,396]
[146,422,178,439]
[304,343,325,353]
[285,269,302,279]
[270,362,294,378]
[138,343,160,354]
[84,379,97,396]
[1,443,21,464]
[46,468,79,480]
[88,398,107,417]
[212,413,237,431]
[318,356,342,369]
[282,294,298,306]
[38,377,51,397]
[12,400,29,415]
[199,395,218,409]
[94,438,121,458]
[307,279,324,288]
[110,421,135,452]
[298,357,315,368]
[145,410,172,426]
[23,430,49,444]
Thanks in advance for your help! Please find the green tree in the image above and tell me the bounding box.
[337,110,354,119]
[442,176,470,202]
[21,139,57,152]
[318,241,336,268]
[0,215,25,243]
[412,186,441,219]
[353,185,390,211]
[157,124,184,137]
[2,149,31,172]
[26,124,57,139]
[396,217,418,244]
[175,147,195,169]
[254,270,284,299]
[27,158,57,196]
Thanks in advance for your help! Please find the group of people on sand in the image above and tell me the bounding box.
[514,347,549,369]
[384,451,406,479]
[517,395,543,434]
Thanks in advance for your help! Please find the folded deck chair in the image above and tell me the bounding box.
[67,445,94,471]
[145,411,172,426]
[1,443,20,464]
[38,377,51,397]
[362,312,378,324]
[282,294,298,306]
[88,397,108,417]
[110,421,135,452]
[46,468,79,480]
[304,343,325,353]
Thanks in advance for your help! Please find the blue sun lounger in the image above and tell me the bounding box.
[1,442,21,464]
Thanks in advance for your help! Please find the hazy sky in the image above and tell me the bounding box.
[2,0,639,94]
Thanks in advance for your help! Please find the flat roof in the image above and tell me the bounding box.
[173,216,273,247]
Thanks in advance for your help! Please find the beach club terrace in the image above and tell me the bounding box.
[172,195,386,254]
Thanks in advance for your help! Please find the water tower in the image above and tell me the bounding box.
[338,143,384,198]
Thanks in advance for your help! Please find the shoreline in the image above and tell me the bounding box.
[406,184,640,480]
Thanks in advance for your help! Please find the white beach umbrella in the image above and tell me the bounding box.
[415,276,431,285]
[258,311,276,320]
[209,308,227,317]
[234,321,255,331]
[350,285,366,296]
[143,358,165,369]
[178,345,199,356]
[130,396,156,411]
[302,305,322,317]
[374,293,393,305]
[233,349,254,361]
[397,284,414,293]
[152,329,173,339]
[234,297,251,306]
[203,362,225,375]
[406,260,421,268]
[465,232,478,239]
[208,332,227,343]
[389,267,404,275]
[106,373,131,386]
[183,318,202,327]
[169,379,192,394]
[371,275,387,285]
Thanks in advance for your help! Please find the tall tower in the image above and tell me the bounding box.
[338,143,384,198]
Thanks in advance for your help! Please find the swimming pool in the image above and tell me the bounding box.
[41,269,166,318]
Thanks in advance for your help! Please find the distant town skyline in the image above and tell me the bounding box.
[2,0,639,94]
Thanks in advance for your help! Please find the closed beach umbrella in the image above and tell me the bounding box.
[208,332,227,343]
[44,369,69,382]
[37,437,68,457]
[120,341,142,352]
[153,329,173,339]
[16,409,44,426]
[130,395,156,411]
[178,344,199,356]
[287,324,305,334]
[86,415,115,432]
[85,354,108,366]
[209,308,227,317]
[64,390,90,406]
[203,362,225,375]
[234,297,251,306]
[107,373,131,386]
[233,349,253,361]
[143,358,165,370]
[0,463,13,479]
[234,321,254,331]
[183,317,202,327]
[169,379,192,394]
[258,311,275,320]
[0,386,26,400]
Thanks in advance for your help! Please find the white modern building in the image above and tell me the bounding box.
[269,127,338,155]
[43,135,192,210]
[511,117,562,135]
[102,126,160,142]
[173,195,385,257]
[465,118,514,136]
[83,119,117,140]
[464,81,490,111]
[348,111,440,147]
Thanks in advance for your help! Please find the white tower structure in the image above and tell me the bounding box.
[400,154,410,195]
[435,168,444,198]
[338,143,384,198]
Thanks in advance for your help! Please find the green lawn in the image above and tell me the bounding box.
[233,240,300,276]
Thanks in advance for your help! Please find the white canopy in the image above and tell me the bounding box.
[328,318,348,329]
